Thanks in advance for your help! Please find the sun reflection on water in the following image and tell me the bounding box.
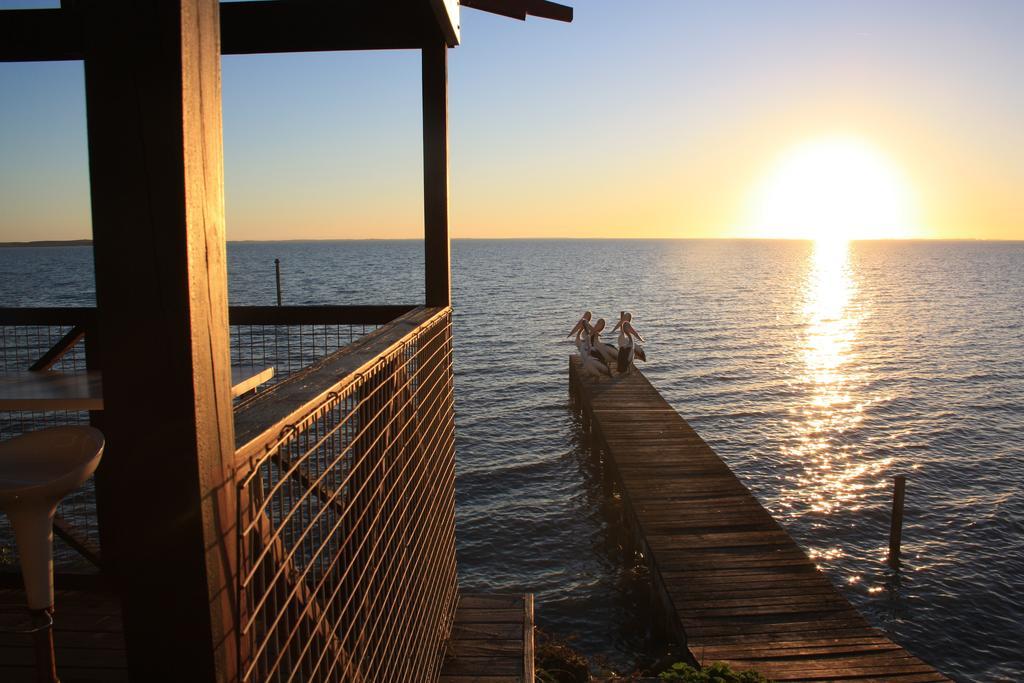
[783,240,892,518]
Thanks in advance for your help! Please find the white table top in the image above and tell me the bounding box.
[0,371,103,411]
[0,365,275,411]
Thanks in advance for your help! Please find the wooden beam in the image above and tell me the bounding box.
[0,308,95,326]
[524,0,574,22]
[0,306,414,327]
[429,0,461,46]
[461,0,526,20]
[219,0,433,55]
[460,0,573,23]
[0,8,82,62]
[422,42,451,308]
[81,1,236,680]
[0,1,448,62]
[228,304,416,326]
[28,325,85,372]
[523,593,535,682]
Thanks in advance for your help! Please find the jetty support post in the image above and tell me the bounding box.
[568,357,579,409]
[888,475,907,568]
[275,257,282,306]
[83,1,238,679]
[422,39,450,308]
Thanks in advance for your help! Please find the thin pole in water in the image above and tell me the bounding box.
[275,258,282,306]
[888,475,906,568]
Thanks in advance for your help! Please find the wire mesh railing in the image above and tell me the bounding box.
[237,308,457,683]
[229,305,416,394]
[230,325,374,393]
[0,305,415,577]
[0,321,92,440]
[0,314,98,572]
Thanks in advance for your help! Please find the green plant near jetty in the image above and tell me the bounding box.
[530,626,772,682]
[659,660,770,683]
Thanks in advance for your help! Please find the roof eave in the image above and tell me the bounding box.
[429,0,461,46]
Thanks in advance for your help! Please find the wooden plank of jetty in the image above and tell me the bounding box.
[569,357,949,683]
[440,593,534,683]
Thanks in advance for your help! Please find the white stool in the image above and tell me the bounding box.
[0,426,105,683]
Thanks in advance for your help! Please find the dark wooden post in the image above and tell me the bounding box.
[568,358,575,406]
[888,475,907,568]
[422,41,451,308]
[274,258,282,306]
[82,1,237,680]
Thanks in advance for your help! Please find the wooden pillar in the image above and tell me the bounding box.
[422,41,451,308]
[82,1,237,680]
[888,475,907,568]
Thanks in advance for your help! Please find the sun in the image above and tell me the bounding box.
[743,135,920,242]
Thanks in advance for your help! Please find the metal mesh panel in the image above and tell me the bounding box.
[230,323,379,392]
[0,311,388,574]
[238,310,457,683]
[0,324,91,439]
[0,324,96,572]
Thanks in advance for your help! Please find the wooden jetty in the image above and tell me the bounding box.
[440,593,534,683]
[569,358,949,683]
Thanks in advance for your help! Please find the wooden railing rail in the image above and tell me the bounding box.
[0,305,418,327]
[0,308,96,326]
[228,304,416,326]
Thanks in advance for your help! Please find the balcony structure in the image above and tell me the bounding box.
[0,1,570,681]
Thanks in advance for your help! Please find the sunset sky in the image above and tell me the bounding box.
[1,0,1021,242]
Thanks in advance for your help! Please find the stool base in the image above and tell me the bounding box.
[30,607,58,683]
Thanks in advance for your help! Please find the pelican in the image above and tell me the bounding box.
[629,313,647,364]
[567,311,593,344]
[616,312,646,372]
[588,318,618,367]
[575,320,610,378]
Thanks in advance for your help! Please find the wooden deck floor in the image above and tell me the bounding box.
[0,587,127,682]
[569,358,949,683]
[0,587,533,683]
[440,593,534,683]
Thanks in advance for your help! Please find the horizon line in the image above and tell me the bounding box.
[3,236,1022,247]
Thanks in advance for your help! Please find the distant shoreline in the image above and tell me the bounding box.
[0,239,92,248]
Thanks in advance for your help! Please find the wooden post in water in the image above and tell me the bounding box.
[568,358,577,408]
[888,475,907,568]
[275,258,282,305]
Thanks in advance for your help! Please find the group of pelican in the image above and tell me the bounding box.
[568,311,646,378]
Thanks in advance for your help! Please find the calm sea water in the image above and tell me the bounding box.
[1,239,1022,681]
